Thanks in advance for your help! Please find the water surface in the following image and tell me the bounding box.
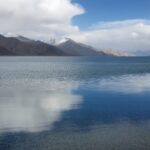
[0,56,150,150]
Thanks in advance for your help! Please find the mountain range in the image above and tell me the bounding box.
[0,35,65,56]
[0,35,128,56]
[58,38,106,56]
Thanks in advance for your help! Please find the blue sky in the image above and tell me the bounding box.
[73,0,150,29]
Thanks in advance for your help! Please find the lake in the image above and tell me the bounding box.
[0,56,150,150]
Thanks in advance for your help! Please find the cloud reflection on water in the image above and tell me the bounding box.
[1,74,150,133]
[97,74,150,93]
[0,80,82,133]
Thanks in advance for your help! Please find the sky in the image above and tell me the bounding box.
[73,0,150,29]
[0,0,150,55]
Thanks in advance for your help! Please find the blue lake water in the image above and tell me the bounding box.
[0,56,150,150]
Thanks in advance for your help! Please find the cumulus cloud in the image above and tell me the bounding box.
[68,19,150,55]
[0,0,84,41]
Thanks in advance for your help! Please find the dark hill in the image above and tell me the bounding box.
[0,35,66,56]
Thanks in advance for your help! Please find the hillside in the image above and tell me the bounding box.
[0,35,66,56]
[58,39,106,56]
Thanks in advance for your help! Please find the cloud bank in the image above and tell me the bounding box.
[0,0,84,40]
[69,19,150,55]
[0,0,150,54]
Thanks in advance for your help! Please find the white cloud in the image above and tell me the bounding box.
[0,0,84,41]
[68,19,150,55]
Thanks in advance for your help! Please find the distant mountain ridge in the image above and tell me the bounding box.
[0,35,66,56]
[58,38,128,56]
[16,36,35,43]
[100,48,129,57]
[58,38,106,56]
[0,35,128,56]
